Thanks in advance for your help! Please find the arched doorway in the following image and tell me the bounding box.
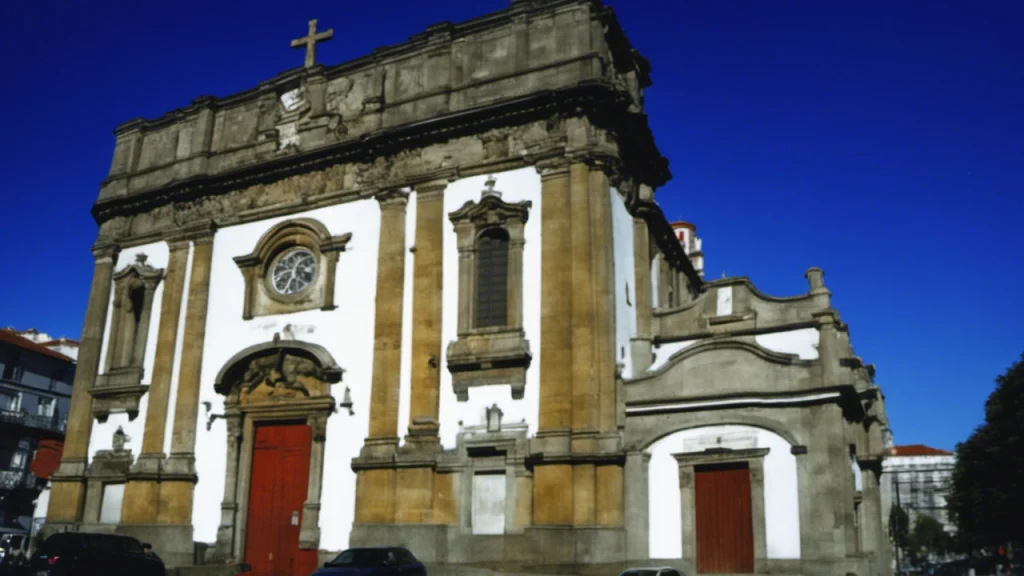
[208,340,343,576]
[646,424,802,572]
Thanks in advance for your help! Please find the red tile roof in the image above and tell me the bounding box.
[0,329,75,363]
[890,444,953,456]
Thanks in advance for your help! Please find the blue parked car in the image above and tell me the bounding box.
[311,547,426,576]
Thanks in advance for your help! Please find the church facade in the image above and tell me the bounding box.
[45,1,894,575]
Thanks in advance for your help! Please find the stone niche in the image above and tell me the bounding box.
[91,254,163,422]
[234,218,351,320]
[446,177,532,401]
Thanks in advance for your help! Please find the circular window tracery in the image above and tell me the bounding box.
[270,247,318,296]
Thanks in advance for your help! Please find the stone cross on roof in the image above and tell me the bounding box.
[290,19,333,68]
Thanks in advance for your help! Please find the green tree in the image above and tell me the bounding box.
[890,504,910,558]
[909,514,952,561]
[947,352,1024,550]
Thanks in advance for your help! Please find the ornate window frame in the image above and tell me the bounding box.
[446,178,532,401]
[233,218,352,320]
[92,254,163,422]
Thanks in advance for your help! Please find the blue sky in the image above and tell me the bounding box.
[1,1,1021,451]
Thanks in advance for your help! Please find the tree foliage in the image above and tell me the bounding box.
[890,504,910,554]
[947,352,1024,549]
[909,514,953,561]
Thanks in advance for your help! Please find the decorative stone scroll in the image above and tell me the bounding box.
[91,253,163,422]
[234,218,351,320]
[446,177,533,401]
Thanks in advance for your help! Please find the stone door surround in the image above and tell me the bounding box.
[673,447,769,573]
[209,340,342,563]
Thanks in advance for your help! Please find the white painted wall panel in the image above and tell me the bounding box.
[89,242,169,459]
[99,483,125,524]
[437,169,542,447]
[648,340,702,373]
[755,327,820,360]
[192,199,381,548]
[610,188,637,379]
[471,473,506,535]
[647,425,801,560]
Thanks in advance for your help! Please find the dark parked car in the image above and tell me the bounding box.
[312,547,426,576]
[618,568,686,576]
[27,532,164,576]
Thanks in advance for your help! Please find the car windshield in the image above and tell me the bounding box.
[329,549,390,567]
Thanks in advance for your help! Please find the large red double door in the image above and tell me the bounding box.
[244,423,318,576]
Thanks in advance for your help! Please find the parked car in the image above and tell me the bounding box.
[618,568,686,576]
[312,547,426,576]
[26,532,165,576]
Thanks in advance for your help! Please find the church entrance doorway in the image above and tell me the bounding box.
[243,422,318,576]
[695,462,754,573]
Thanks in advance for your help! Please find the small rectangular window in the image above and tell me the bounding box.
[37,397,54,417]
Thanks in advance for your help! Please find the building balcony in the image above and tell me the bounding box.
[0,470,37,490]
[0,409,66,434]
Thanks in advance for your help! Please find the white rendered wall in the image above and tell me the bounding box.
[435,169,542,448]
[191,199,381,549]
[647,425,801,560]
[89,242,169,459]
[610,188,637,379]
[755,328,820,360]
[648,340,702,373]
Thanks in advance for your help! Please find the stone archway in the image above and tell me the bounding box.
[209,339,343,570]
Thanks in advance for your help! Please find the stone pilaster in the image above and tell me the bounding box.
[122,239,189,524]
[569,162,598,443]
[355,189,409,526]
[624,451,651,560]
[537,161,572,433]
[159,223,216,525]
[590,167,616,433]
[299,415,328,548]
[47,242,119,523]
[364,189,409,450]
[859,457,891,576]
[534,160,574,526]
[630,215,654,375]
[406,181,446,444]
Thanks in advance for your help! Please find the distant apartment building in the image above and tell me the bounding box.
[881,444,956,533]
[0,329,74,544]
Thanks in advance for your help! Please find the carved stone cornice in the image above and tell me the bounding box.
[91,241,121,262]
[92,83,669,225]
[375,188,410,207]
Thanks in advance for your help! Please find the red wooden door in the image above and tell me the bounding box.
[244,423,318,576]
[695,463,755,573]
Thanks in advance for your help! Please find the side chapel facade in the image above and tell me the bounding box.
[45,2,894,575]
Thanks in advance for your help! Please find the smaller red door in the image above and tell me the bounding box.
[244,423,318,576]
[695,462,755,573]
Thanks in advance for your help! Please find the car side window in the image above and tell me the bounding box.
[394,549,417,564]
[122,539,143,555]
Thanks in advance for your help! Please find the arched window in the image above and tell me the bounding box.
[475,228,509,328]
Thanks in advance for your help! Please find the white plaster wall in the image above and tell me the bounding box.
[610,188,637,379]
[191,199,381,549]
[163,243,194,455]
[755,327,820,360]
[648,340,701,373]
[435,169,542,447]
[397,190,416,446]
[89,242,169,459]
[647,425,801,560]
